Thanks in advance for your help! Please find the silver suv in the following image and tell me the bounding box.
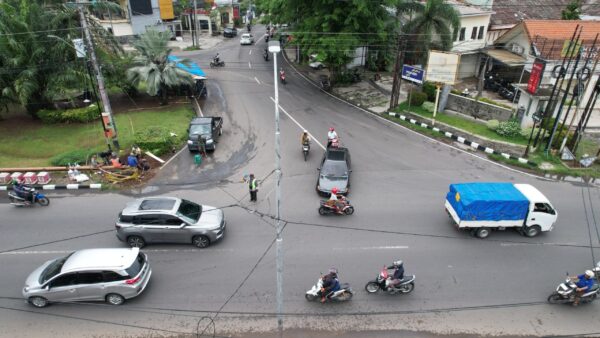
[115,197,225,248]
[23,248,151,308]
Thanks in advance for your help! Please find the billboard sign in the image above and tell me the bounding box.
[527,58,546,95]
[401,65,424,84]
[425,51,460,85]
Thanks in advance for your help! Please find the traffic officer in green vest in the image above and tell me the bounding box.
[248,173,258,202]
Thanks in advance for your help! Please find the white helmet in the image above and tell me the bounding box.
[303,129,308,133]
[393,260,403,267]
[585,270,594,278]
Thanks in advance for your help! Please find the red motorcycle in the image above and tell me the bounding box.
[279,70,286,84]
[319,198,354,215]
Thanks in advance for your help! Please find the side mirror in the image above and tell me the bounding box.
[317,168,321,171]
[179,223,187,228]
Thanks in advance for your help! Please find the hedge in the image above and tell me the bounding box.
[408,91,427,107]
[36,105,101,124]
[50,149,97,166]
[134,126,176,156]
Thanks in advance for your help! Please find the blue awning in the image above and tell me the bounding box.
[168,55,206,80]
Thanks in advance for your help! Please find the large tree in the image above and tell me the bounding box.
[561,0,581,20]
[261,0,408,80]
[401,0,461,66]
[127,30,193,105]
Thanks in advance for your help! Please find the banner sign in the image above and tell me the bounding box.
[527,58,546,95]
[401,65,424,84]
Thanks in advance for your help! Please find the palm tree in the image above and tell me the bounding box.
[401,0,461,66]
[127,30,193,105]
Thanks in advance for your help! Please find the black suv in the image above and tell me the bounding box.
[316,147,351,196]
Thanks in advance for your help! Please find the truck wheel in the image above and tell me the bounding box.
[524,225,541,237]
[475,228,491,239]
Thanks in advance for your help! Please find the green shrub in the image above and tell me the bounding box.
[134,126,175,156]
[486,119,500,131]
[496,119,521,138]
[520,127,534,138]
[50,149,97,166]
[36,105,100,124]
[422,101,435,113]
[61,105,101,123]
[408,91,427,106]
[422,81,436,102]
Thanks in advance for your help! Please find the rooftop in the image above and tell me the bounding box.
[491,0,600,27]
[61,248,139,273]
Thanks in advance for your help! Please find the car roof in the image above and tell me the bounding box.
[122,197,181,215]
[61,248,139,273]
[242,33,252,37]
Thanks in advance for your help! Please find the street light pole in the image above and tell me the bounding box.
[268,40,283,338]
[78,6,120,150]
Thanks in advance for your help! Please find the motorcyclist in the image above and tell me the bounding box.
[279,68,285,80]
[320,267,340,302]
[12,179,33,203]
[327,187,344,213]
[301,130,311,146]
[327,127,338,148]
[213,53,221,64]
[571,270,596,306]
[387,260,405,288]
[263,47,269,61]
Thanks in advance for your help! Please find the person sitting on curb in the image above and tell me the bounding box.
[110,153,123,168]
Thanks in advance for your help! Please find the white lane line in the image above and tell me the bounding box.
[333,246,409,251]
[249,50,252,55]
[0,248,235,255]
[255,77,260,84]
[269,97,326,151]
[161,144,187,170]
[248,61,252,69]
[500,242,579,247]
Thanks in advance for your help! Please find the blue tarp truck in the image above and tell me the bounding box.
[445,183,558,239]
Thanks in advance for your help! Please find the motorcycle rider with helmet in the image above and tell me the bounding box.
[327,187,345,214]
[571,270,596,306]
[12,179,33,203]
[301,130,311,146]
[321,267,340,302]
[327,127,338,148]
[213,53,221,65]
[387,260,405,288]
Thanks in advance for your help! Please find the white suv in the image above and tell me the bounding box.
[23,248,151,308]
[240,33,254,45]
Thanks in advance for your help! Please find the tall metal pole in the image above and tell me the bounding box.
[272,48,283,338]
[78,7,120,150]
[193,0,199,47]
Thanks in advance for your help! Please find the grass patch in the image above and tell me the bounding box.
[184,46,201,51]
[0,106,194,168]
[396,102,529,146]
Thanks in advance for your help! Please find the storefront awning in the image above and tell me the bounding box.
[484,49,527,66]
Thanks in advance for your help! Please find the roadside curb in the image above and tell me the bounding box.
[0,184,102,191]
[387,112,537,167]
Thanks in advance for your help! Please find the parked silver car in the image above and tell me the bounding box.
[116,197,226,248]
[22,248,151,308]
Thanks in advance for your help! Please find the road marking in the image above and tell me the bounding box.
[0,248,235,255]
[248,61,252,69]
[269,97,326,151]
[333,246,409,251]
[255,77,260,84]
[500,242,579,247]
[161,144,187,170]
[249,50,252,55]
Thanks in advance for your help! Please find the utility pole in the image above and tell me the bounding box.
[193,0,199,47]
[389,35,406,110]
[78,6,120,150]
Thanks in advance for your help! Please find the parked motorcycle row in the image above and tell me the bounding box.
[483,73,521,102]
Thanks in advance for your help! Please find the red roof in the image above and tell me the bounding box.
[523,20,600,41]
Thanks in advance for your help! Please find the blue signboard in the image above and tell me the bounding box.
[401,65,424,84]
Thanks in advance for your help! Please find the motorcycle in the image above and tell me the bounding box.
[210,59,225,68]
[8,187,50,207]
[279,71,286,84]
[319,75,331,91]
[327,137,340,148]
[548,275,600,305]
[305,277,353,302]
[319,198,354,215]
[302,141,310,161]
[365,266,416,295]
[263,50,269,61]
[265,34,270,43]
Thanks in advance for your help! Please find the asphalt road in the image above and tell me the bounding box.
[1,26,600,337]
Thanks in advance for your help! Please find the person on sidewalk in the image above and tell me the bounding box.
[248,173,258,202]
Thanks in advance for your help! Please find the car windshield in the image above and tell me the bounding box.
[177,199,202,222]
[39,253,72,284]
[321,161,348,177]
[190,124,211,135]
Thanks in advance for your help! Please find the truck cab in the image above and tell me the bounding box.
[514,184,558,232]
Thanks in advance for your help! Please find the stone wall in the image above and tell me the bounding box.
[445,93,513,121]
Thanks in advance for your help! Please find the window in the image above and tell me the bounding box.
[534,203,556,215]
[471,27,477,40]
[160,215,184,226]
[76,272,103,285]
[458,28,466,41]
[178,200,202,222]
[134,215,161,225]
[49,273,77,288]
[478,26,485,40]
[103,271,126,282]
[125,253,146,277]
